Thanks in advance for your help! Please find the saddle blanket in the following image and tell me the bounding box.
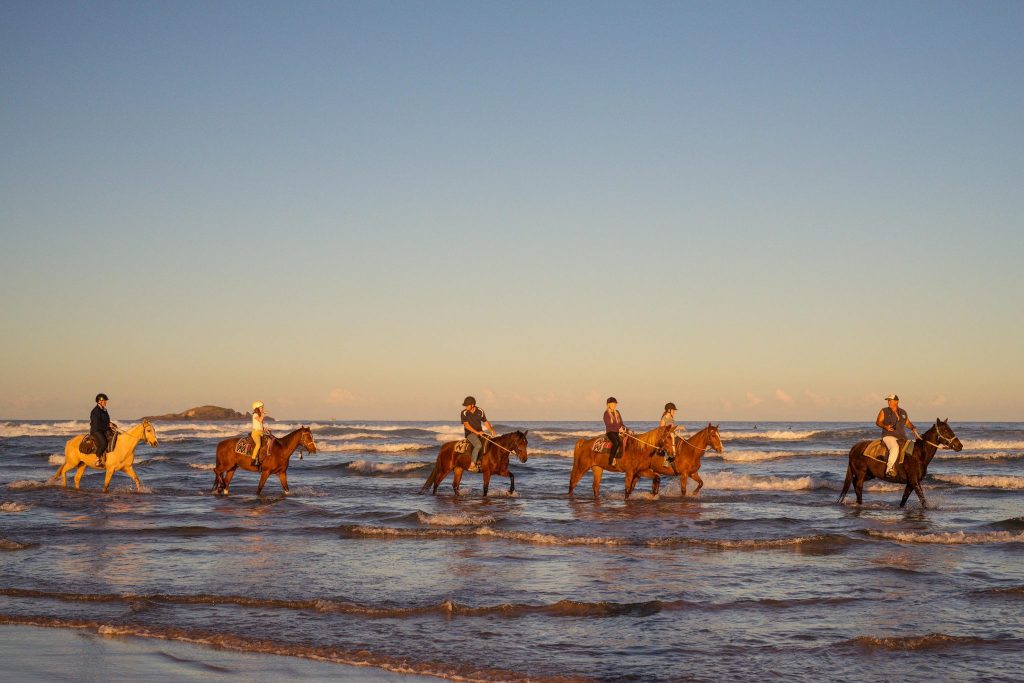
[863,438,913,465]
[79,431,117,455]
[454,440,470,454]
[592,438,612,453]
[235,435,271,458]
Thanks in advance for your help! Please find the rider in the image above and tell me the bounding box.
[90,393,115,467]
[875,394,921,477]
[250,401,267,465]
[461,396,496,472]
[660,402,684,430]
[604,397,628,466]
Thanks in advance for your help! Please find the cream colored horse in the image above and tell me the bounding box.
[52,420,159,492]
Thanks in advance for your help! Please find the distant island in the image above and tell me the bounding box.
[144,405,250,421]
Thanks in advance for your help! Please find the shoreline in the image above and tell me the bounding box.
[0,623,442,682]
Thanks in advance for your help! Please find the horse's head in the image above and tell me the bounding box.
[707,423,724,454]
[932,418,962,452]
[299,426,318,455]
[142,420,158,447]
[508,430,529,463]
[657,425,677,458]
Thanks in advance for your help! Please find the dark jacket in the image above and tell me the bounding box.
[90,405,111,435]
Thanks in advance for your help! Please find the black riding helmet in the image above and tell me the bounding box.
[462,396,476,407]
[665,402,676,411]
[96,393,109,402]
[606,397,618,404]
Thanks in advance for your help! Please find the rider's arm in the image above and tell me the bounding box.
[483,421,496,436]
[463,421,481,436]
[876,409,890,431]
[905,416,919,436]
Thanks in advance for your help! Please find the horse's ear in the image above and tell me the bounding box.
[523,429,529,436]
[942,417,948,424]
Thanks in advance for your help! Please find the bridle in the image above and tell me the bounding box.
[921,425,957,450]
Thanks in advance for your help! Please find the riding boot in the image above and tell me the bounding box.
[97,455,105,468]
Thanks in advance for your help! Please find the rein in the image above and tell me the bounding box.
[483,434,523,458]
[677,430,714,453]
[622,429,672,456]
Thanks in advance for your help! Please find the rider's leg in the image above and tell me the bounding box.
[882,435,899,476]
[607,432,622,465]
[94,432,108,467]
[250,429,263,464]
[468,433,483,471]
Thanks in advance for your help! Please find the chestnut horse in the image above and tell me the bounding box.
[420,431,529,497]
[52,420,159,492]
[838,419,962,508]
[644,424,724,496]
[568,425,676,499]
[213,426,317,496]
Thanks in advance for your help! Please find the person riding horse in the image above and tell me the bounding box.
[875,394,921,477]
[250,400,268,466]
[90,393,117,467]
[462,396,496,472]
[604,397,630,466]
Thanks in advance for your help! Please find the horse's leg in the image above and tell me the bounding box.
[690,472,704,495]
[508,471,515,494]
[74,465,87,490]
[568,462,586,495]
[101,466,115,493]
[912,479,927,509]
[278,471,289,495]
[255,469,271,495]
[482,470,491,497]
[452,469,463,495]
[55,459,70,488]
[124,465,142,492]
[853,467,865,505]
[838,463,854,503]
[433,464,451,495]
[900,483,914,507]
[651,475,660,496]
[592,467,603,499]
[222,466,238,495]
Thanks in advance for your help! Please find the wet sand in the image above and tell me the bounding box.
[0,624,439,682]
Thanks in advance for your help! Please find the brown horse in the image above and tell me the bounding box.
[213,426,317,496]
[644,424,724,496]
[568,425,676,499]
[420,431,529,496]
[838,419,962,508]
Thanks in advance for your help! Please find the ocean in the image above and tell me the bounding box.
[1,418,1022,681]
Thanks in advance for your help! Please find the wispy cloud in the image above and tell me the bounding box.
[774,388,794,405]
[745,392,763,406]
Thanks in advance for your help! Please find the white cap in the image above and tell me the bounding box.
[252,400,264,410]
[884,394,899,402]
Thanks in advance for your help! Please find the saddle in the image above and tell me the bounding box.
[863,438,914,465]
[235,434,273,460]
[79,430,117,455]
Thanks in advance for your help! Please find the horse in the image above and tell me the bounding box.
[643,424,724,496]
[213,426,317,496]
[568,425,677,499]
[838,419,962,508]
[420,431,529,497]
[52,420,159,492]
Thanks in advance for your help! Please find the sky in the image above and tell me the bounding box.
[1,1,1021,422]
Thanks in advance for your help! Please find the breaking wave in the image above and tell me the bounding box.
[316,442,432,453]
[347,460,428,474]
[867,529,1024,545]
[959,438,1024,451]
[414,511,497,526]
[845,633,1005,651]
[718,430,821,441]
[188,463,216,471]
[0,502,31,513]
[933,474,1024,490]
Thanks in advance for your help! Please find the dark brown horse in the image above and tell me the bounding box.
[643,424,724,496]
[213,426,317,496]
[838,419,962,508]
[420,431,529,496]
[568,425,676,499]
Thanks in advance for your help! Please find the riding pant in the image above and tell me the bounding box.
[467,433,484,462]
[251,429,263,459]
[91,431,108,458]
[607,431,622,462]
[882,435,900,472]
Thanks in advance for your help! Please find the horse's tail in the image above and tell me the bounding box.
[420,448,446,494]
[837,450,855,504]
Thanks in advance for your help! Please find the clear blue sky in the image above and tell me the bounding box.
[1,1,1021,421]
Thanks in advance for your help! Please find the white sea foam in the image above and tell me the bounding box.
[0,502,31,513]
[6,480,50,491]
[415,511,496,526]
[48,454,65,465]
[188,463,216,471]
[933,474,1024,490]
[317,442,431,454]
[533,430,602,442]
[868,529,1024,545]
[0,421,86,438]
[938,451,1021,461]
[348,460,426,474]
[959,439,1024,451]
[718,430,821,441]
[529,448,574,458]
[717,450,805,462]
[701,472,902,492]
